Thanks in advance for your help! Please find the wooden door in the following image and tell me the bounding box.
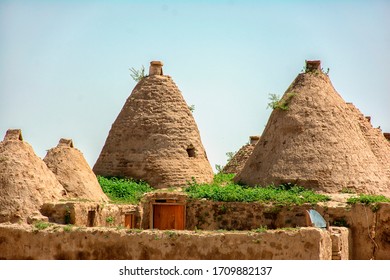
[153,204,185,230]
[125,214,135,229]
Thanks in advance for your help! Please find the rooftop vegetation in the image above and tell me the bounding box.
[347,194,390,211]
[98,173,331,205]
[97,176,153,204]
[267,92,296,111]
[185,173,330,205]
[129,65,146,82]
[347,194,390,205]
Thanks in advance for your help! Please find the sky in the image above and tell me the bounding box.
[1,0,389,172]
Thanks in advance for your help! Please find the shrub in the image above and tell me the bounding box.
[185,176,329,205]
[98,176,153,204]
[347,194,390,212]
[347,194,390,205]
[213,173,235,185]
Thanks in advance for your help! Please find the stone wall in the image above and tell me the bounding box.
[185,200,309,230]
[0,225,332,260]
[183,200,390,260]
[40,202,139,228]
[329,227,350,260]
[38,197,390,260]
[319,203,390,260]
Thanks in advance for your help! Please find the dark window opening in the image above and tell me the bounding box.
[186,147,196,158]
[155,199,167,203]
[87,210,96,227]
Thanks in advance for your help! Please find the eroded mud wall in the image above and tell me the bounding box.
[0,225,331,260]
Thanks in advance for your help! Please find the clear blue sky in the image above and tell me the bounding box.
[1,0,389,172]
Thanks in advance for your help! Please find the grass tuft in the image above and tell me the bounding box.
[63,224,73,232]
[34,221,51,230]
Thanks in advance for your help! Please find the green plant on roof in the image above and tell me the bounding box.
[213,173,235,185]
[267,92,296,111]
[215,164,224,173]
[214,152,237,175]
[98,176,153,204]
[225,151,238,166]
[302,65,330,75]
[347,194,390,212]
[129,65,146,82]
[347,194,390,205]
[185,175,330,205]
[226,151,236,162]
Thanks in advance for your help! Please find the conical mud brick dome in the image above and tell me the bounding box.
[44,139,108,202]
[346,104,390,183]
[222,136,260,174]
[235,60,390,196]
[0,129,66,223]
[93,61,214,188]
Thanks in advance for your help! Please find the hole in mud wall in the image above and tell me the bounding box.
[87,211,96,227]
[124,214,135,229]
[186,147,196,158]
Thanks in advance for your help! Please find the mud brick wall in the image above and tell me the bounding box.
[39,199,390,260]
[41,202,139,228]
[317,203,390,260]
[184,200,390,260]
[0,225,331,260]
[185,200,311,230]
[329,227,350,260]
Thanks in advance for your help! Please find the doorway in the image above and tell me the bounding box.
[152,204,185,230]
[124,213,135,229]
[87,210,96,227]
